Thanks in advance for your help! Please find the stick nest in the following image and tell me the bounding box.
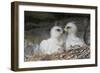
[25,45,90,62]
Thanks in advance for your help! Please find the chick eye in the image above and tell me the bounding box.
[56,29,61,32]
[67,26,71,29]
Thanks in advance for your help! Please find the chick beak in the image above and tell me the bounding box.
[64,26,67,32]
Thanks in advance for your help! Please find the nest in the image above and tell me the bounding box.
[25,45,90,62]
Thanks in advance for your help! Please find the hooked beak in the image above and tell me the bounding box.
[64,26,67,32]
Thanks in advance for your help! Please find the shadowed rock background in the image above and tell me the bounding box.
[24,11,90,61]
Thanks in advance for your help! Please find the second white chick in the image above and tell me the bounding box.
[64,22,85,51]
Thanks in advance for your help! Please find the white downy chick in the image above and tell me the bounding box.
[64,22,85,51]
[40,26,64,55]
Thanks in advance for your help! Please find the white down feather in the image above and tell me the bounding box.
[64,22,85,51]
[40,26,64,55]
